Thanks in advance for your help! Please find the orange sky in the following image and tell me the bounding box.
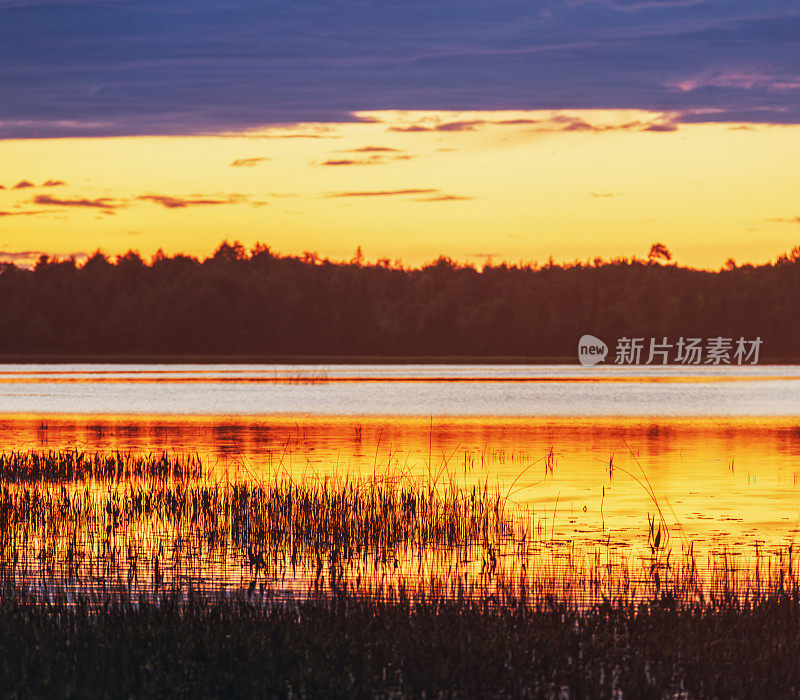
[1,109,798,270]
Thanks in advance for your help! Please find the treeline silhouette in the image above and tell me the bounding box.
[1,241,799,359]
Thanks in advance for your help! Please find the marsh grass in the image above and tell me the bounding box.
[2,579,800,697]
[0,450,530,601]
[0,450,203,482]
[2,450,800,694]
[0,450,797,612]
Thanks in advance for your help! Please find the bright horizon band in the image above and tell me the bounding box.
[1,109,798,271]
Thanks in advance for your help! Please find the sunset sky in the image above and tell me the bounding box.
[1,1,799,269]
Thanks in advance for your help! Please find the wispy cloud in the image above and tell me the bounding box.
[13,180,34,189]
[41,179,66,187]
[326,188,438,198]
[33,194,121,209]
[387,113,678,134]
[576,0,707,10]
[229,157,269,167]
[413,194,474,202]
[231,131,330,140]
[434,120,484,132]
[495,118,540,125]
[388,117,532,132]
[554,116,595,132]
[669,70,800,93]
[319,153,412,166]
[264,134,325,139]
[137,194,246,208]
[324,188,470,201]
[348,146,401,153]
[389,120,483,133]
[0,209,54,217]
[642,122,678,132]
[388,125,431,133]
[544,115,678,133]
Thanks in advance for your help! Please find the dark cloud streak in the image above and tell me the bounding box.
[326,188,438,198]
[414,194,474,202]
[0,209,54,216]
[320,153,412,166]
[388,114,678,133]
[33,194,120,209]
[229,157,268,167]
[137,194,245,208]
[349,146,400,153]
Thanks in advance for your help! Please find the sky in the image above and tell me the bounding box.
[1,0,799,268]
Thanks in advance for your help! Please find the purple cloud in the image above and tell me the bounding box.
[1,1,799,138]
[137,194,245,208]
[34,194,120,209]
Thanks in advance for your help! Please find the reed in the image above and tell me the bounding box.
[0,450,797,611]
[1,579,800,697]
[1,450,799,695]
[0,450,202,482]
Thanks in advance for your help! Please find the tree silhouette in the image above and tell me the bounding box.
[0,239,797,359]
[648,243,672,264]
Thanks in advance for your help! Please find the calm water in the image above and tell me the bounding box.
[1,364,799,598]
[0,363,799,416]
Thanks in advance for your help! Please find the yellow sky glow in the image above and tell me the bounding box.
[0,109,798,269]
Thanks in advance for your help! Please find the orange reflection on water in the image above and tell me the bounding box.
[3,413,800,551]
[4,413,800,600]
[0,373,796,384]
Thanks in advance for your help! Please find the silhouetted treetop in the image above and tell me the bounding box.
[0,240,798,359]
[648,242,672,264]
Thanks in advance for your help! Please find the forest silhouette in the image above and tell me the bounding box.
[1,241,798,360]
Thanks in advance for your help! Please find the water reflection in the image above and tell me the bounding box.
[3,413,800,550]
[2,412,800,602]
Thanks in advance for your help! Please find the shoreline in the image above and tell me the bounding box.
[0,354,798,365]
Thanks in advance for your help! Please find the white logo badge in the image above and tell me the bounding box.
[578,334,608,366]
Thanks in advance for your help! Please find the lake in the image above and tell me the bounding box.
[1,363,799,415]
[1,363,799,600]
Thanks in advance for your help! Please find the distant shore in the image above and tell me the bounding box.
[0,354,570,364]
[0,354,797,365]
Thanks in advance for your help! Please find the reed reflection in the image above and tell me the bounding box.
[7,413,800,549]
[3,415,800,602]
